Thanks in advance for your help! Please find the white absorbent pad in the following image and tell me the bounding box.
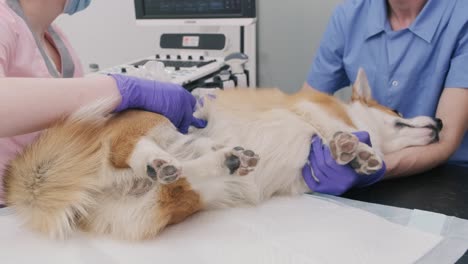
[0,195,442,264]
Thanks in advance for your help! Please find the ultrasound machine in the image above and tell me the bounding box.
[100,0,257,92]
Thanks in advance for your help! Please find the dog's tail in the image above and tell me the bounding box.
[2,98,115,239]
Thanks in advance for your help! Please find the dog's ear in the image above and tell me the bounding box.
[352,68,372,103]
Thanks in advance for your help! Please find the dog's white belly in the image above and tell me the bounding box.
[196,108,315,199]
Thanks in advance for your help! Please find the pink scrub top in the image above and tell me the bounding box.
[0,0,84,205]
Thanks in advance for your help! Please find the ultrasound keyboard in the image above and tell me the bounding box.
[99,54,226,87]
[132,58,217,70]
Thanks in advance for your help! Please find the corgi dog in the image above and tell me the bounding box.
[3,69,442,241]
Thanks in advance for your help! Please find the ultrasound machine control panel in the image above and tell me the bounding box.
[98,0,257,92]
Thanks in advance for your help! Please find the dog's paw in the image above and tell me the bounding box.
[224,146,259,176]
[329,131,383,175]
[329,132,359,165]
[349,144,383,175]
[146,159,181,184]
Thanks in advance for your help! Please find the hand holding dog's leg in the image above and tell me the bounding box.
[302,131,386,195]
[329,131,383,174]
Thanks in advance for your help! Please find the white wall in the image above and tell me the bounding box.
[56,0,343,93]
[56,0,157,72]
[257,0,341,92]
[56,0,245,71]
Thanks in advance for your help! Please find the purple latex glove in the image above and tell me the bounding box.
[110,74,207,134]
[302,131,386,195]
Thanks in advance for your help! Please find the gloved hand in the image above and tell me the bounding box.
[110,74,207,134]
[302,131,386,195]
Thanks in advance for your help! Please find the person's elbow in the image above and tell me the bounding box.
[436,131,464,163]
[301,82,315,92]
[301,82,328,95]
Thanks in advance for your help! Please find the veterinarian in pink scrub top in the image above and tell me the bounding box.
[0,0,86,205]
[0,0,207,205]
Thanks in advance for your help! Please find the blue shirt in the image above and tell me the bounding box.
[307,0,468,166]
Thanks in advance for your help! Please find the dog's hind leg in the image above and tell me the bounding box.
[182,146,260,180]
[107,110,260,209]
[123,136,183,185]
[126,137,260,209]
[121,124,259,186]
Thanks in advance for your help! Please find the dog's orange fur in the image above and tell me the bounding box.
[292,88,356,128]
[106,110,169,169]
[107,111,204,231]
[3,107,203,239]
[3,113,106,237]
[207,88,355,128]
[158,178,203,226]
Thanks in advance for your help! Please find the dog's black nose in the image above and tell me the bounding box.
[431,129,440,143]
[435,118,443,131]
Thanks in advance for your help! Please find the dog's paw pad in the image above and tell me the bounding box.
[352,146,383,175]
[224,147,259,176]
[224,155,241,174]
[147,159,181,184]
[368,158,380,168]
[330,132,359,165]
[238,168,252,176]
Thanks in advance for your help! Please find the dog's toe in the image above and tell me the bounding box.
[330,132,359,165]
[225,154,241,174]
[147,159,181,184]
[352,145,383,175]
[224,147,259,176]
[158,164,181,184]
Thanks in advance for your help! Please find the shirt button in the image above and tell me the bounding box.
[392,80,399,87]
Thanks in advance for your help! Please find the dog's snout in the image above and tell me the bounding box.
[435,118,443,131]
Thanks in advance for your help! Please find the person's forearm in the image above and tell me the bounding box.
[384,88,468,178]
[383,116,465,178]
[383,140,456,178]
[0,76,121,137]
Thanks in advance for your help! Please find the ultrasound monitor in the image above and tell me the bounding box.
[134,0,256,25]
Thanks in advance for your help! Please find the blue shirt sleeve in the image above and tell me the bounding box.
[306,5,350,94]
[444,25,468,89]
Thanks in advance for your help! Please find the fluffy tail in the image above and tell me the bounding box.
[2,99,115,239]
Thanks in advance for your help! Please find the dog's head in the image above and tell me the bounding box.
[349,68,443,154]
